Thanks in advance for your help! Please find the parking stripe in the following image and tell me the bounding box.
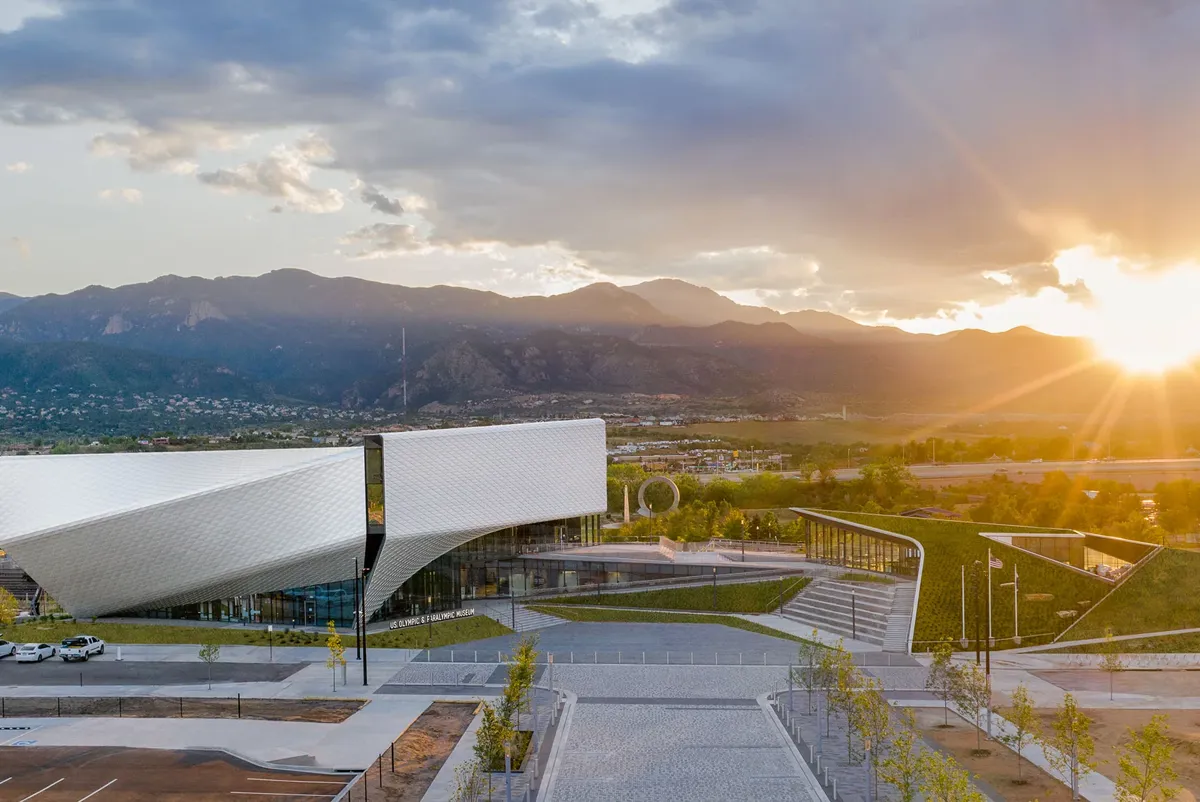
[76,779,118,801]
[229,794,337,798]
[245,778,347,785]
[19,778,64,801]
[0,777,10,785]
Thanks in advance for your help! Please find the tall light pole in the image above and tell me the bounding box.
[426,594,433,649]
[354,557,361,660]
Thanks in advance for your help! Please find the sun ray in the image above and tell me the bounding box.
[904,357,1102,446]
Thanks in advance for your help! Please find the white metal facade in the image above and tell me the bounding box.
[365,418,608,613]
[0,420,607,619]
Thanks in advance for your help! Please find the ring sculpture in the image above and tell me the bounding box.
[637,476,680,518]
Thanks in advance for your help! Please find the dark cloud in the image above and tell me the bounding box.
[3,1,1199,312]
[355,181,405,216]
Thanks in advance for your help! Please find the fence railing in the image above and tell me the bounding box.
[518,566,806,602]
[1,694,263,719]
[770,691,846,802]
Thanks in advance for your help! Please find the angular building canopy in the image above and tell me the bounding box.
[0,419,607,620]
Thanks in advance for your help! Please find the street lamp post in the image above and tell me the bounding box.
[504,742,513,802]
[354,557,361,660]
[712,566,717,610]
[427,595,433,648]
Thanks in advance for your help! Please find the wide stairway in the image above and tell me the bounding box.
[0,568,38,605]
[782,577,914,651]
[473,598,567,633]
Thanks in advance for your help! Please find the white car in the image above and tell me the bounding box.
[15,642,56,662]
[0,639,16,658]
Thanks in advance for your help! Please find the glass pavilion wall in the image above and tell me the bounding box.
[799,512,920,578]
[121,514,603,628]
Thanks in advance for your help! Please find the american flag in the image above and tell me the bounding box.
[989,555,1004,570]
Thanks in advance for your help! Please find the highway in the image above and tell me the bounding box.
[698,457,1200,487]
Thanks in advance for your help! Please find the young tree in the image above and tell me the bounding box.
[791,631,824,714]
[1115,714,1179,802]
[1001,683,1041,783]
[1044,692,1097,801]
[925,639,960,726]
[878,710,924,802]
[918,748,986,802]
[1100,630,1126,702]
[501,634,539,731]
[473,700,513,793]
[829,647,864,761]
[450,757,487,802]
[814,638,845,737]
[852,677,894,798]
[325,620,346,691]
[0,587,18,629]
[952,663,993,753]
[198,642,221,690]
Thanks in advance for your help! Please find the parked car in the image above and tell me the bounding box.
[15,643,56,662]
[60,635,105,662]
[0,639,16,658]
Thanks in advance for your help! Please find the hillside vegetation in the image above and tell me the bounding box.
[1061,548,1200,640]
[818,511,1107,649]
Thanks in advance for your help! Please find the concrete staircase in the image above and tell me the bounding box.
[781,578,895,647]
[474,599,567,633]
[0,568,38,608]
[883,582,917,653]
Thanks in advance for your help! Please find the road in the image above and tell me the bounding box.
[697,457,1200,485]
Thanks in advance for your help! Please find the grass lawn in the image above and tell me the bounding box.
[4,616,511,650]
[539,578,810,613]
[817,511,1108,650]
[527,603,816,645]
[1059,548,1200,640]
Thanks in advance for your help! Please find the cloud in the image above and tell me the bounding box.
[4,161,31,173]
[352,180,406,216]
[10,236,30,258]
[339,223,424,258]
[98,187,143,203]
[197,138,344,214]
[90,124,245,174]
[8,2,1200,319]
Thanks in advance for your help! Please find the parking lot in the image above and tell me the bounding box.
[0,745,352,800]
[0,657,306,686]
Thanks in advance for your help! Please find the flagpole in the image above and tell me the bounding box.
[960,564,966,646]
[1013,565,1020,643]
[987,549,994,646]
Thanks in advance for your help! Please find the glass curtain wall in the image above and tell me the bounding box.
[801,514,920,578]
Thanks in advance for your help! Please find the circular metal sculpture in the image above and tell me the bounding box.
[637,476,680,518]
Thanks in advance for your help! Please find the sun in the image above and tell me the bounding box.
[1051,246,1200,374]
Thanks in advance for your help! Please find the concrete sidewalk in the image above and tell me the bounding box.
[0,694,447,770]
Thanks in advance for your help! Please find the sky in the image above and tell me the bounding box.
[3,0,1200,342]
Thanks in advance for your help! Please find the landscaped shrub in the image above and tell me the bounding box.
[818,511,1108,650]
[540,578,810,614]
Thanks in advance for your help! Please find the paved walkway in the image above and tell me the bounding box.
[542,696,824,801]
[0,694,438,770]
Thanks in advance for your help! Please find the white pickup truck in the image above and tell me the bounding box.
[60,635,106,662]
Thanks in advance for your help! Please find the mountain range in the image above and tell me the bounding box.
[0,270,1188,416]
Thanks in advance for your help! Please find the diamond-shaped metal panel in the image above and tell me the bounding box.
[0,421,607,620]
[364,419,607,614]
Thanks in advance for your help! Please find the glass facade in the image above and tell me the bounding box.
[120,514,604,628]
[801,514,921,577]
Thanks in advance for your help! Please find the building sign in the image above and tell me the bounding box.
[388,608,476,631]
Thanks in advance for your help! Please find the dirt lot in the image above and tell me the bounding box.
[0,696,366,722]
[362,700,479,801]
[0,745,351,800]
[914,708,1072,802]
[1033,669,1200,698]
[1033,708,1200,802]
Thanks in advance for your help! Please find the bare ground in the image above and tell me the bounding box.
[913,708,1072,802]
[1033,708,1200,802]
[362,700,480,802]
